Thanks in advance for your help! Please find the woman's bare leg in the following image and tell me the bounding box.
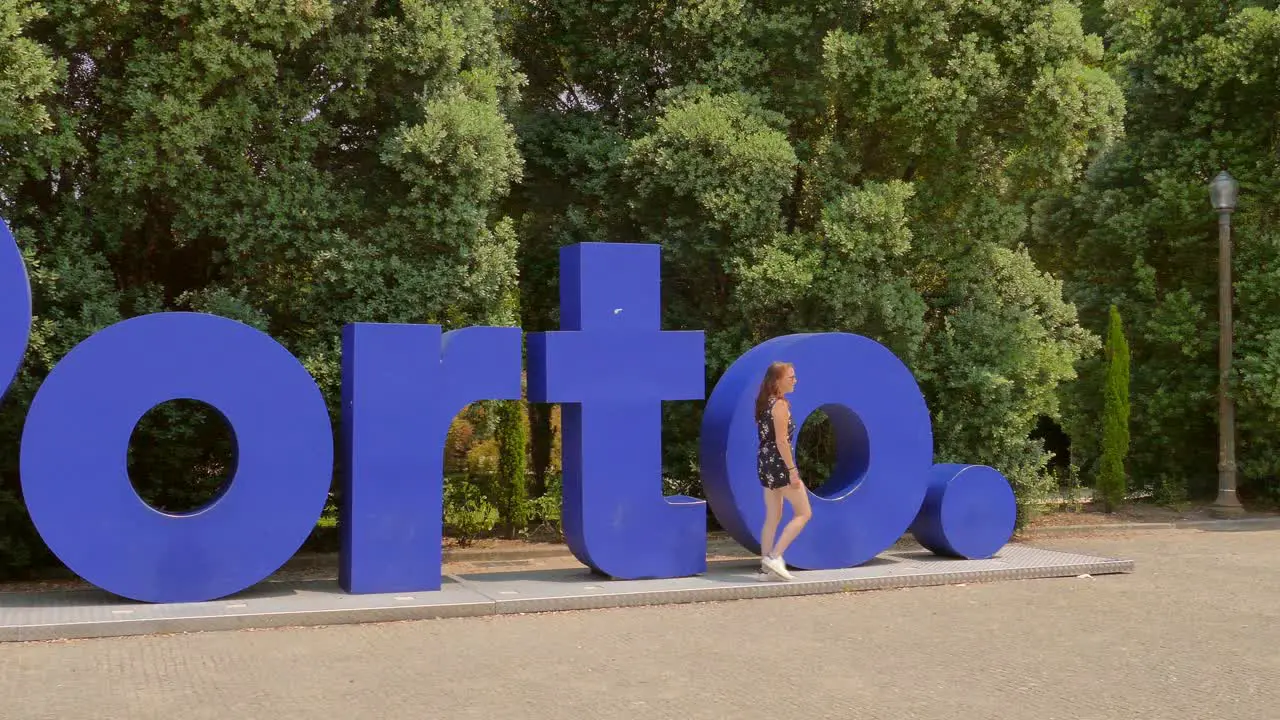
[772,483,813,560]
[760,487,784,558]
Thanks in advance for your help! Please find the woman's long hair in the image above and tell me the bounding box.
[755,362,794,417]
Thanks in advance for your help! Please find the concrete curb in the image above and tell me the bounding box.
[295,518,1280,569]
[442,546,577,563]
[268,545,577,571]
[1016,516,1280,537]
[433,518,1280,564]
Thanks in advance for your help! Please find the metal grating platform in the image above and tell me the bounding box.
[0,544,1131,642]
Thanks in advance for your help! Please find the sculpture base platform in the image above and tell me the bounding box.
[0,544,1131,643]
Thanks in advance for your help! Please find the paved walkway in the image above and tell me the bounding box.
[4,529,1278,719]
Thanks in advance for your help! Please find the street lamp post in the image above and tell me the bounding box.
[1210,170,1243,514]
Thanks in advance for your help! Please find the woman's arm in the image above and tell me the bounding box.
[771,399,800,484]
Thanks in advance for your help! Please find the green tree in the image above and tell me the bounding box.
[495,398,529,535]
[0,0,55,146]
[0,0,63,574]
[1097,304,1130,510]
[0,0,523,574]
[1033,0,1280,501]
[507,0,1121,516]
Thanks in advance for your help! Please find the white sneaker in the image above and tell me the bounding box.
[762,555,794,581]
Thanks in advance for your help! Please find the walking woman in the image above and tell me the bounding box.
[756,361,811,581]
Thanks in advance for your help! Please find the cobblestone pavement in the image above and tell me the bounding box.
[3,529,1278,720]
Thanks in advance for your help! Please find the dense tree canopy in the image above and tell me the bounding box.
[0,0,1276,575]
[0,0,523,572]
[508,0,1122,509]
[1034,0,1280,501]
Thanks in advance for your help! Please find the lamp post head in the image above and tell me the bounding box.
[1210,170,1238,212]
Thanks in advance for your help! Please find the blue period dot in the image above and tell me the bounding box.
[910,464,1016,560]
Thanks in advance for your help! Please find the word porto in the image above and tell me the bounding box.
[0,218,1016,604]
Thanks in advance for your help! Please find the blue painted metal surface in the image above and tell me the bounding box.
[19,313,334,603]
[910,464,1017,559]
[3,227,1019,603]
[0,218,31,400]
[339,323,522,594]
[701,333,935,570]
[527,243,707,580]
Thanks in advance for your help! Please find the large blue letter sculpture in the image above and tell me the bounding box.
[20,313,334,603]
[340,323,522,593]
[527,244,707,579]
[0,218,31,401]
[702,334,1016,566]
[1,220,1017,603]
[701,334,933,568]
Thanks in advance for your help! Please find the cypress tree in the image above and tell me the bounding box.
[496,399,530,536]
[1097,304,1131,511]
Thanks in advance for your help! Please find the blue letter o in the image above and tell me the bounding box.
[701,333,933,569]
[21,312,333,603]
